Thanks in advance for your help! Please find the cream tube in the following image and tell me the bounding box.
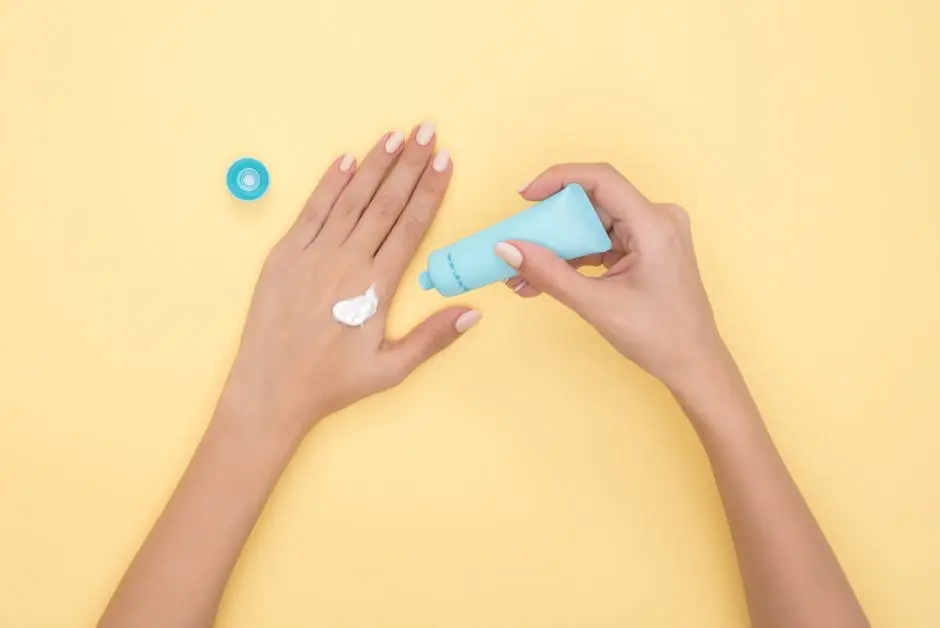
[418,184,611,297]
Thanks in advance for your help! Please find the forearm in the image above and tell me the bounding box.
[673,349,869,628]
[98,394,299,628]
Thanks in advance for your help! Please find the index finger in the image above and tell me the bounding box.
[374,150,453,286]
[518,162,652,226]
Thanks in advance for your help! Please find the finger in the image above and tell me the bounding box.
[290,153,357,246]
[349,122,436,255]
[318,130,405,246]
[568,253,606,268]
[504,251,619,298]
[381,308,481,384]
[506,276,529,293]
[494,241,595,310]
[573,248,626,271]
[505,256,589,299]
[374,149,452,284]
[504,259,582,298]
[517,163,651,224]
[505,277,542,298]
[601,250,625,269]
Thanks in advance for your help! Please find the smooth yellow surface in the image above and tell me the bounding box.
[1,0,938,625]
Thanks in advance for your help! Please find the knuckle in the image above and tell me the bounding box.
[666,202,688,219]
[400,211,430,237]
[655,202,688,227]
[372,195,402,218]
[404,150,430,168]
[647,213,683,247]
[333,197,360,218]
[595,162,618,176]
[416,174,445,197]
[666,203,691,229]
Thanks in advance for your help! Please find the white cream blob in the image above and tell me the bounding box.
[332,284,379,327]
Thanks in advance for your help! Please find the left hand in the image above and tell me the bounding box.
[219,124,481,440]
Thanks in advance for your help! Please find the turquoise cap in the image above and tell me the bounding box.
[227,157,269,201]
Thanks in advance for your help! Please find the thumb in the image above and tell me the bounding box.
[384,308,482,381]
[495,242,594,309]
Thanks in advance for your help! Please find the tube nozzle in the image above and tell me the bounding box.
[418,270,433,290]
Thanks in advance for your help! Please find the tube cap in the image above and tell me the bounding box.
[227,157,269,201]
[418,270,433,290]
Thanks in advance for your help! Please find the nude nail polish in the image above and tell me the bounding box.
[494,242,523,268]
[385,131,405,154]
[432,150,450,172]
[339,154,356,173]
[455,310,482,333]
[416,122,435,146]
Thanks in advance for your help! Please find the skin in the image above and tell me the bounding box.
[501,164,870,628]
[98,134,869,628]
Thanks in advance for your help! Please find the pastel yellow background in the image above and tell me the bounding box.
[1,0,938,625]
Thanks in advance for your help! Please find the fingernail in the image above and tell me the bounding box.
[339,154,356,173]
[455,310,482,334]
[494,242,523,268]
[432,149,450,172]
[517,180,532,193]
[416,122,435,146]
[513,279,528,293]
[385,131,404,154]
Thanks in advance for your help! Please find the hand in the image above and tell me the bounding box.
[496,165,872,628]
[498,163,726,395]
[221,125,481,440]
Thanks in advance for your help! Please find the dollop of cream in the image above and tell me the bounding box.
[332,284,379,327]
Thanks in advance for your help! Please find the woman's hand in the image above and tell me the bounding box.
[223,125,481,441]
[98,126,484,628]
[500,163,870,628]
[498,163,725,396]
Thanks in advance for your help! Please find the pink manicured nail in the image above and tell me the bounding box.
[339,154,356,173]
[494,242,523,268]
[385,131,405,154]
[432,150,450,172]
[416,122,435,146]
[517,180,532,193]
[513,279,528,293]
[455,310,482,333]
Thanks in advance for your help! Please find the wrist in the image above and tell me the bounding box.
[663,333,735,399]
[665,342,762,434]
[212,378,311,456]
[208,395,302,477]
[217,355,330,448]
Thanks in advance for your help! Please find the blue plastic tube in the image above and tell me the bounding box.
[418,184,612,297]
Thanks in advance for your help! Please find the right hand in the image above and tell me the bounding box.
[497,163,729,395]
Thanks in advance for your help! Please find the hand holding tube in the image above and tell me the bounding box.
[500,163,870,628]
[499,163,725,398]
